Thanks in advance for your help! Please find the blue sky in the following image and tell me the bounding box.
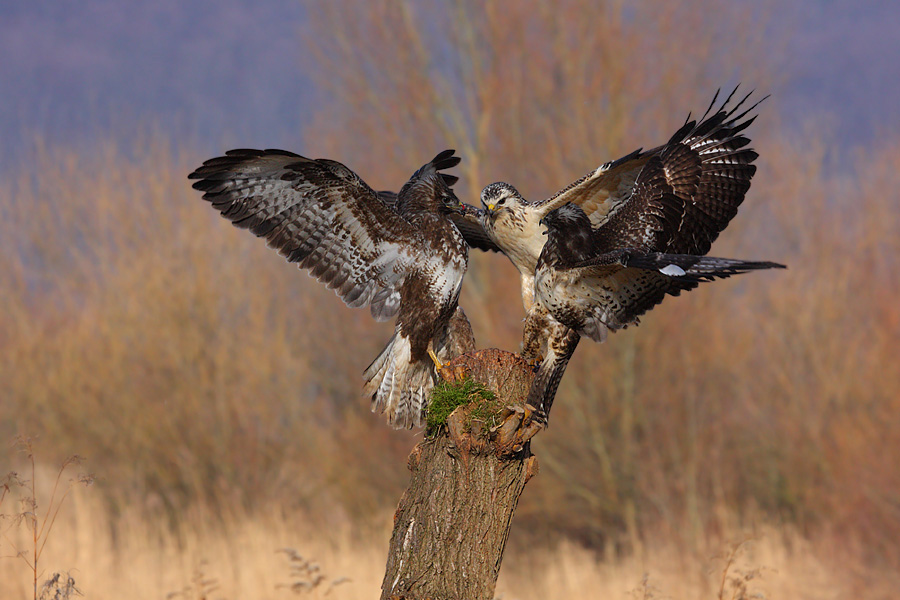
[2,0,897,165]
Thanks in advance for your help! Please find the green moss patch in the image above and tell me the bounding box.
[427,378,497,435]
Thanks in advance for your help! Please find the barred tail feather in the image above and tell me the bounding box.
[623,252,786,282]
[363,333,434,429]
[396,366,434,429]
[362,333,395,400]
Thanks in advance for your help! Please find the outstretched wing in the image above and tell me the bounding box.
[657,88,764,255]
[536,88,763,245]
[535,147,652,225]
[588,156,685,253]
[565,250,785,332]
[189,149,416,320]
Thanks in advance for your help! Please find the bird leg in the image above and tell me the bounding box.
[521,306,548,371]
[523,326,581,425]
[427,347,444,371]
[434,349,471,382]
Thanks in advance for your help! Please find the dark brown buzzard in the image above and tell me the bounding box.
[189,149,469,429]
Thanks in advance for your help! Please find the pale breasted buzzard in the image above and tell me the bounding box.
[476,88,764,320]
[467,89,784,419]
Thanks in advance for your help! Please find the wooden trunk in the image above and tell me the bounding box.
[380,349,542,600]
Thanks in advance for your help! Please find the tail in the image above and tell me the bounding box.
[363,333,435,429]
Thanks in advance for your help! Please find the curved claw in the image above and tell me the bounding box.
[490,403,546,455]
[520,353,544,372]
[525,403,548,427]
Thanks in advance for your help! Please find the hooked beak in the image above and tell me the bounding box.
[446,198,466,215]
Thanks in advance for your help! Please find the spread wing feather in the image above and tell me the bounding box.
[536,148,651,225]
[535,88,764,244]
[661,88,764,255]
[189,149,416,319]
[589,156,685,253]
[563,250,786,332]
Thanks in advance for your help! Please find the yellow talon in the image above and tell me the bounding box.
[521,353,544,371]
[428,348,444,370]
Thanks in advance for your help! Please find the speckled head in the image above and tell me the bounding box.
[480,182,524,212]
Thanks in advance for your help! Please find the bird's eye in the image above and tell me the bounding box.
[497,198,506,206]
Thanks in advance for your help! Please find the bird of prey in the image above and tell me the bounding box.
[526,203,785,417]
[189,149,470,429]
[469,88,782,419]
[477,88,764,320]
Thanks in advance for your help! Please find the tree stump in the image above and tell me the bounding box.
[380,349,543,600]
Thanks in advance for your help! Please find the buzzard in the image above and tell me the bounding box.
[527,203,785,417]
[467,88,783,419]
[189,149,470,429]
[476,88,764,326]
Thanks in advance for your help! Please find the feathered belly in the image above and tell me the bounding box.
[537,269,611,342]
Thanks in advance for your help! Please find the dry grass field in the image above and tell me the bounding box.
[0,469,862,600]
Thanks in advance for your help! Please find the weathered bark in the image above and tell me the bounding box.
[381,349,542,600]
